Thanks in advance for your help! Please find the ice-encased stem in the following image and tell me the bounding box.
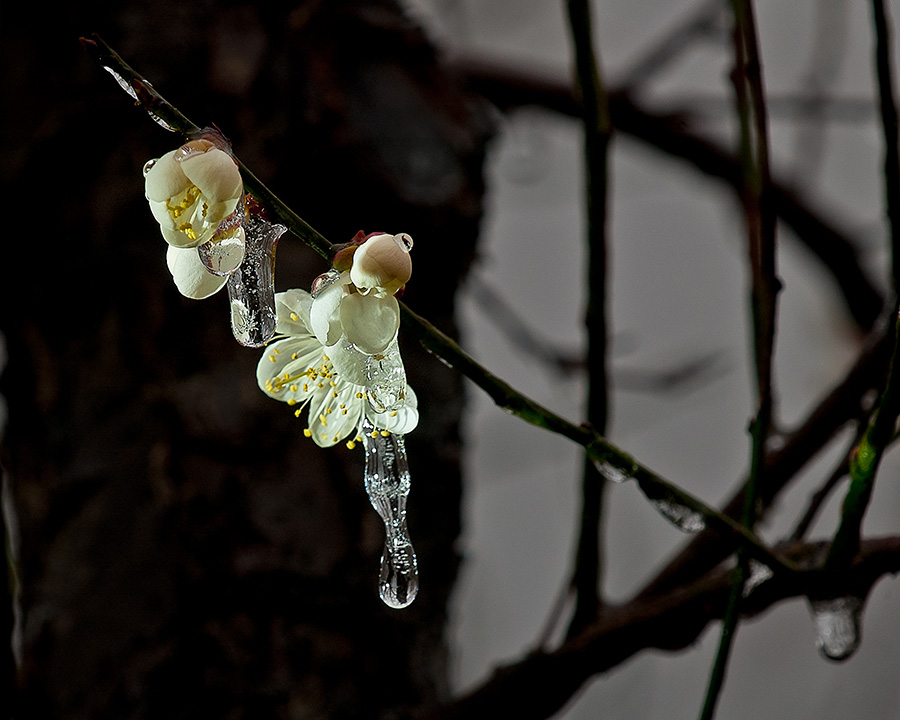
[361,418,418,608]
[226,214,285,347]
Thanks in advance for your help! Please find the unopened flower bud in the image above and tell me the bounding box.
[349,233,413,297]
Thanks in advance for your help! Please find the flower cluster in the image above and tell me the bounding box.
[144,138,245,298]
[258,231,417,447]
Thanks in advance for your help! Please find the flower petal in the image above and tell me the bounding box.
[274,289,314,336]
[166,245,228,299]
[144,150,184,202]
[339,292,400,355]
[179,147,243,204]
[307,382,364,447]
[326,337,370,386]
[309,276,349,346]
[256,336,325,401]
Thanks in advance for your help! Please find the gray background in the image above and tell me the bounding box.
[403,0,900,717]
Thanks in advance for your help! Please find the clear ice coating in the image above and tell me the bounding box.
[593,459,633,484]
[808,596,863,661]
[226,214,285,347]
[311,268,342,299]
[639,483,706,533]
[199,228,245,276]
[742,559,774,598]
[103,66,138,100]
[650,498,706,533]
[361,418,418,609]
[365,340,407,413]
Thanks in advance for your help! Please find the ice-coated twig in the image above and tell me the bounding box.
[84,32,799,582]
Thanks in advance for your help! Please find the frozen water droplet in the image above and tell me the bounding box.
[742,559,774,598]
[808,596,863,661]
[393,233,414,252]
[639,483,706,533]
[199,227,245,277]
[593,459,633,484]
[361,418,418,609]
[311,269,342,299]
[650,498,706,532]
[142,158,157,177]
[173,141,210,162]
[103,66,138,100]
[226,214,284,347]
[365,341,407,413]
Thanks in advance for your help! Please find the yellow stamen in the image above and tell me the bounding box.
[346,440,357,450]
[303,428,312,436]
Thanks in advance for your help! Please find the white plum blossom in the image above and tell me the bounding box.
[145,139,243,248]
[258,289,418,448]
[145,139,247,299]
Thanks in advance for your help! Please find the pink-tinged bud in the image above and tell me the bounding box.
[349,233,413,297]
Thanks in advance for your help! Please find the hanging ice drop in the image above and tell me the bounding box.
[361,418,418,608]
[226,214,285,347]
[808,595,863,661]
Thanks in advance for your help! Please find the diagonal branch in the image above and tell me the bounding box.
[84,33,798,584]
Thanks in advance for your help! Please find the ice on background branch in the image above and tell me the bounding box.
[808,595,864,661]
[361,418,418,609]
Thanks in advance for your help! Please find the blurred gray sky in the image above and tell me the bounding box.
[401,1,900,717]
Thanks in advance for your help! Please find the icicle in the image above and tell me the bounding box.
[364,340,407,414]
[226,214,284,347]
[808,596,863,661]
[361,417,418,608]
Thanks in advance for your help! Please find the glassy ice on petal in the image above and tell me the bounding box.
[361,417,418,609]
[199,228,245,277]
[808,596,863,661]
[311,268,343,299]
[142,158,158,177]
[103,66,138,100]
[227,215,285,347]
[593,459,633,484]
[365,340,407,413]
[742,559,775,598]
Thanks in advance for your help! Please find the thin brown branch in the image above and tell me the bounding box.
[416,537,900,720]
[637,324,892,599]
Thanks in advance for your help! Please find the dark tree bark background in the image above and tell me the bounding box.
[0,2,492,718]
